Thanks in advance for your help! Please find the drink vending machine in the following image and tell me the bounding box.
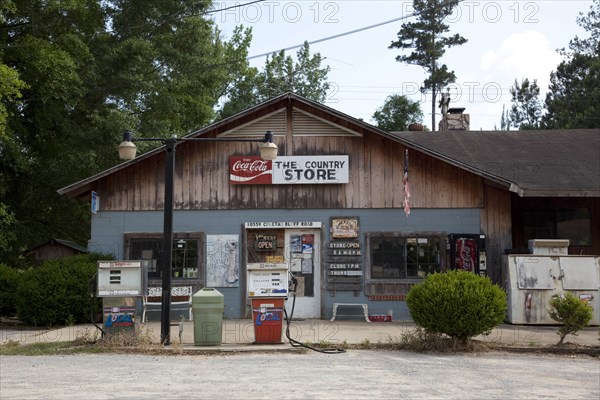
[447,234,487,276]
[247,262,289,343]
[96,260,143,336]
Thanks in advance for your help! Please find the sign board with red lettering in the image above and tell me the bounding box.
[230,155,349,185]
[97,261,143,297]
[229,157,272,184]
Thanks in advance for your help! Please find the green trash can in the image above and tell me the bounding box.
[192,288,224,345]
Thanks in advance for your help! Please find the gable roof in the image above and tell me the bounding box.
[58,92,600,199]
[390,129,600,197]
[25,238,89,255]
[57,93,386,199]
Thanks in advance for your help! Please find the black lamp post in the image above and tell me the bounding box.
[118,131,277,345]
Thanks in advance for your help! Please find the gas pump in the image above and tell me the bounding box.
[247,262,288,343]
[96,261,143,337]
[245,261,345,353]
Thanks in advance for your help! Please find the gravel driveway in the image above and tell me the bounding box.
[1,350,598,399]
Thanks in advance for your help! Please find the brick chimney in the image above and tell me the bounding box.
[439,107,470,131]
[438,90,470,131]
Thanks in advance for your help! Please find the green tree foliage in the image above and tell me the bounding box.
[389,0,467,131]
[0,1,252,263]
[406,270,507,342]
[0,263,21,317]
[548,292,594,345]
[498,104,510,131]
[0,63,26,139]
[544,0,600,128]
[15,254,106,326]
[372,95,424,131]
[508,78,543,130]
[218,41,330,119]
[0,203,16,257]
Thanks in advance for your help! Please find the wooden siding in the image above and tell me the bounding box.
[221,109,287,137]
[95,108,485,212]
[27,244,85,266]
[292,108,361,136]
[480,185,513,284]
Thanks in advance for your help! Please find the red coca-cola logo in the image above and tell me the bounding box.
[229,156,272,184]
[455,238,476,272]
[232,159,269,172]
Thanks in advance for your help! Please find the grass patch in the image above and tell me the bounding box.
[0,325,163,356]
[394,327,491,353]
[0,340,98,356]
[289,329,493,353]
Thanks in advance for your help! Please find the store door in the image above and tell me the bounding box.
[284,229,321,319]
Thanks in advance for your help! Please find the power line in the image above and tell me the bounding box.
[247,14,416,60]
[204,0,267,16]
[245,0,471,60]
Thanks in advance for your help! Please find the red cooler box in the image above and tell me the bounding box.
[251,298,285,344]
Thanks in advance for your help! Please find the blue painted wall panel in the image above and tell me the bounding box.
[90,208,480,320]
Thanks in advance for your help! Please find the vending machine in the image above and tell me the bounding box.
[447,234,487,276]
[96,260,143,336]
[247,262,289,343]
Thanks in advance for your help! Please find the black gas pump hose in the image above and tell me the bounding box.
[284,279,345,354]
[88,273,106,338]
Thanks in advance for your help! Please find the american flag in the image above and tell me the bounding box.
[403,148,411,217]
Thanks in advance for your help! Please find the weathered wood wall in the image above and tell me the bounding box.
[96,114,485,212]
[480,185,513,283]
[28,245,82,266]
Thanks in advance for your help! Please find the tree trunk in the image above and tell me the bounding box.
[431,29,437,132]
[431,84,436,132]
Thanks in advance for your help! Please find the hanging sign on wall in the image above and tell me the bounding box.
[230,156,349,185]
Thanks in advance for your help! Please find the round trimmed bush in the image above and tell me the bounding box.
[406,270,507,342]
[15,254,105,326]
[548,292,594,344]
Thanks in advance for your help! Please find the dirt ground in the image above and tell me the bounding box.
[1,350,599,399]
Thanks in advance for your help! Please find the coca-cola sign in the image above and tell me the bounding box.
[230,155,349,185]
[455,238,477,273]
[230,157,272,184]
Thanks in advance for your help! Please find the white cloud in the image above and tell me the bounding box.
[447,30,564,129]
[480,30,562,90]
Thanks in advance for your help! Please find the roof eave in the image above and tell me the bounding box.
[518,188,600,197]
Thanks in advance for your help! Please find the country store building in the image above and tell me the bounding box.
[59,93,600,321]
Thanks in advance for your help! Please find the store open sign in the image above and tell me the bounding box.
[255,235,277,251]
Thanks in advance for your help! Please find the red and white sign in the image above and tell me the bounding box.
[230,156,349,185]
[455,238,477,273]
[229,157,273,184]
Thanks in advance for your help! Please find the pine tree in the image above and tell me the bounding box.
[508,79,542,130]
[544,0,600,128]
[389,0,467,131]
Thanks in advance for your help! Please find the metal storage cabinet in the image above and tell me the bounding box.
[503,255,599,325]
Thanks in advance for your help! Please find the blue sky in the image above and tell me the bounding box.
[212,1,592,130]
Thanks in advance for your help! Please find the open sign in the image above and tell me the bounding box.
[255,235,277,251]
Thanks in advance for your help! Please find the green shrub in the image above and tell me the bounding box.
[548,292,594,345]
[0,263,22,317]
[15,254,106,326]
[406,270,507,342]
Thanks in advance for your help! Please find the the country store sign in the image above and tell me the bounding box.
[230,155,349,185]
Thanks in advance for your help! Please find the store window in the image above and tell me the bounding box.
[368,233,444,280]
[522,208,591,246]
[125,233,202,279]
